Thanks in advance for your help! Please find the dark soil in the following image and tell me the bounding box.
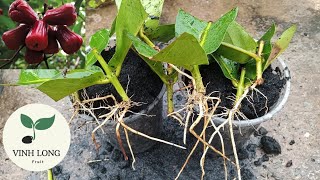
[260,136,281,155]
[53,116,258,180]
[80,47,163,117]
[198,62,286,119]
[254,127,268,136]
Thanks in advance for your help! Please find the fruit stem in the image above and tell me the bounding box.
[139,28,155,48]
[0,45,25,69]
[92,49,130,102]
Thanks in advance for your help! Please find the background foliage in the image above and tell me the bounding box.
[0,0,86,69]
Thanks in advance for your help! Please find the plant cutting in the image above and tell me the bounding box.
[0,0,85,69]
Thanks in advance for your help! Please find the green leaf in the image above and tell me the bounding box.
[37,67,106,101]
[152,33,208,67]
[146,24,175,42]
[141,0,165,34]
[211,54,239,81]
[109,0,148,70]
[216,21,257,64]
[126,31,158,57]
[86,29,111,68]
[264,25,296,69]
[18,70,61,85]
[175,9,208,40]
[260,23,276,63]
[202,8,238,54]
[116,0,164,34]
[34,115,55,130]
[244,59,257,82]
[110,17,117,37]
[21,114,34,129]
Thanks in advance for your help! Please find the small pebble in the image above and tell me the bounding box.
[261,136,281,155]
[289,140,295,145]
[254,127,268,136]
[100,167,107,174]
[286,160,293,167]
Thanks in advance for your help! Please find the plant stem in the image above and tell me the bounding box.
[166,83,174,113]
[47,169,53,180]
[256,40,265,84]
[139,29,176,113]
[221,42,261,60]
[235,68,246,103]
[92,49,130,102]
[139,28,155,48]
[190,65,205,94]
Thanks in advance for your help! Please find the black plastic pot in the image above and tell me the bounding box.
[103,85,166,153]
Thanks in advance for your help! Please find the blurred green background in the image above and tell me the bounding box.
[0,0,86,69]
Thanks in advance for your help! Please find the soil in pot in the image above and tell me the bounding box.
[188,62,286,119]
[80,47,163,117]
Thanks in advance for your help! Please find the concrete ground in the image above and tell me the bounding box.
[0,0,319,179]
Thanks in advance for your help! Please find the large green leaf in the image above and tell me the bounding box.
[211,54,239,82]
[34,115,55,130]
[109,0,148,70]
[202,8,238,54]
[216,21,257,64]
[86,29,111,68]
[260,23,276,64]
[18,70,61,85]
[152,33,208,67]
[175,9,208,40]
[37,67,106,101]
[147,24,175,42]
[264,25,296,69]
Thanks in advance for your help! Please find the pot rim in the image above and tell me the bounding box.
[212,58,291,127]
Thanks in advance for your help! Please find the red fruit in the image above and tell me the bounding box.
[25,48,44,64]
[25,20,48,51]
[2,24,30,50]
[0,8,3,15]
[43,27,59,54]
[43,4,77,26]
[9,0,38,25]
[56,25,82,54]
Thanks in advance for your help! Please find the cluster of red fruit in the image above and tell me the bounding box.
[1,0,83,64]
